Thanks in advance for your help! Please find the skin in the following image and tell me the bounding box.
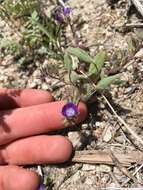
[0,88,87,190]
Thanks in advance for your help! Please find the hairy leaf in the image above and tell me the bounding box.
[64,53,72,71]
[88,51,106,77]
[70,71,85,83]
[96,74,120,90]
[67,47,94,64]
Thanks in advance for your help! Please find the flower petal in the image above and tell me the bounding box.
[62,102,78,118]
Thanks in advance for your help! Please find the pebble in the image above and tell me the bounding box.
[41,82,50,90]
[82,164,96,171]
[102,126,112,142]
[134,48,143,58]
[68,132,81,148]
[27,81,37,88]
[84,176,95,185]
[96,165,111,173]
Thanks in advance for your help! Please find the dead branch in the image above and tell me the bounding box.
[72,150,143,167]
[121,164,143,186]
[109,150,138,184]
[131,0,143,17]
[125,23,143,28]
[102,95,143,148]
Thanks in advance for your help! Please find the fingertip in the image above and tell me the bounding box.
[1,166,40,190]
[24,170,41,190]
[0,88,54,109]
[77,102,88,123]
[19,89,54,107]
[2,136,73,165]
[52,136,73,163]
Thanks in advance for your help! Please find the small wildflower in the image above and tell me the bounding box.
[54,6,71,23]
[39,183,45,190]
[55,14,63,22]
[62,102,78,118]
[63,7,71,15]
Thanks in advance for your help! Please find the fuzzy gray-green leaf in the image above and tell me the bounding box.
[88,51,106,77]
[96,74,120,90]
[64,53,72,71]
[70,71,85,83]
[67,47,94,64]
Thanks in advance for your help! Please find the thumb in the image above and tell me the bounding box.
[0,166,40,190]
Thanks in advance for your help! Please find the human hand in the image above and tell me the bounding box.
[0,88,87,190]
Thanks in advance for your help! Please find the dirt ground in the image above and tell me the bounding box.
[0,0,143,189]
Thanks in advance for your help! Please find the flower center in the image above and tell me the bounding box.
[66,107,76,117]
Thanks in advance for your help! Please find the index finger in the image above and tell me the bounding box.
[0,88,53,109]
[0,101,87,145]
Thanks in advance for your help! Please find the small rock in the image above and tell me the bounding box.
[28,81,37,88]
[96,165,111,173]
[41,82,50,90]
[84,176,95,185]
[70,171,81,183]
[82,164,96,171]
[124,86,137,94]
[0,20,6,28]
[134,48,143,58]
[0,75,4,82]
[102,126,112,142]
[108,183,120,188]
[81,123,88,129]
[68,132,81,148]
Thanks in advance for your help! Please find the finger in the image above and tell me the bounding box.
[0,165,40,190]
[0,88,53,109]
[1,135,72,165]
[0,101,87,145]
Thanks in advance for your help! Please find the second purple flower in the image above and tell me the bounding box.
[54,6,71,23]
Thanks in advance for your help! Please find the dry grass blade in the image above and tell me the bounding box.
[102,95,143,148]
[121,164,143,186]
[109,171,121,187]
[109,150,138,184]
[79,70,143,147]
[72,150,143,167]
[131,0,143,17]
[125,23,143,28]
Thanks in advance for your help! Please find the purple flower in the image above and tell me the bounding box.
[63,7,71,15]
[62,102,78,118]
[54,6,71,23]
[39,184,45,190]
[55,14,63,22]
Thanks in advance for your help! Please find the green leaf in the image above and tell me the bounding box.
[88,51,106,77]
[0,38,21,54]
[96,74,120,90]
[126,36,137,54]
[36,22,54,42]
[67,47,94,64]
[28,12,55,42]
[64,53,72,71]
[70,71,85,83]
[64,72,81,83]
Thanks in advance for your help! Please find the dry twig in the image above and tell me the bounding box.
[109,171,121,187]
[79,70,143,147]
[121,164,143,186]
[102,95,143,148]
[131,0,143,17]
[72,150,143,167]
[125,23,143,28]
[109,150,138,184]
